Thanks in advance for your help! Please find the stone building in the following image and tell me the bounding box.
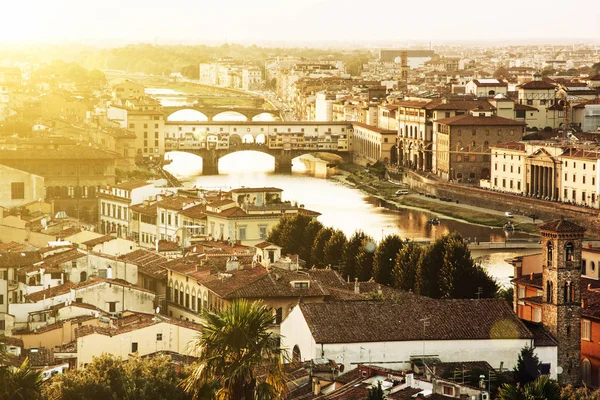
[433,110,526,182]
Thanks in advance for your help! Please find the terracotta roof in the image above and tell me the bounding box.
[560,149,600,160]
[224,269,332,299]
[207,199,236,208]
[76,314,201,338]
[518,81,556,90]
[81,234,113,247]
[178,204,206,219]
[435,114,526,126]
[0,251,42,268]
[230,187,283,194]
[115,180,151,190]
[352,121,396,134]
[201,266,270,297]
[396,100,430,108]
[158,240,181,252]
[40,248,86,266]
[522,321,557,347]
[473,79,508,87]
[491,142,526,151]
[297,208,322,217]
[156,196,200,211]
[130,202,157,216]
[119,249,167,280]
[204,206,249,218]
[589,73,600,81]
[0,146,119,160]
[515,103,539,111]
[27,277,155,302]
[298,298,533,344]
[429,100,495,111]
[512,272,543,289]
[539,219,586,233]
[254,241,280,249]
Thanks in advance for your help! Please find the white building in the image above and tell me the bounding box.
[281,298,555,376]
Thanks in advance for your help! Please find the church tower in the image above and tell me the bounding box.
[540,218,585,386]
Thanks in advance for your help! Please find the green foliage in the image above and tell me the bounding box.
[115,168,159,183]
[356,235,377,281]
[31,60,106,86]
[415,236,447,298]
[372,234,403,285]
[392,242,423,291]
[561,385,600,399]
[323,229,347,269]
[496,287,514,306]
[366,381,385,400]
[497,375,560,400]
[513,345,541,387]
[43,354,189,400]
[0,358,43,400]
[593,62,600,74]
[268,214,323,263]
[183,299,287,400]
[310,227,334,268]
[343,231,368,281]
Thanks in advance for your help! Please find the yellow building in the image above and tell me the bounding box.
[112,80,145,101]
[40,91,91,121]
[0,165,45,208]
[560,149,600,206]
[352,122,396,166]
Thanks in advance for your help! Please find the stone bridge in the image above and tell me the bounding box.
[166,142,349,175]
[162,106,282,122]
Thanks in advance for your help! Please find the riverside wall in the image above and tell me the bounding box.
[402,171,600,237]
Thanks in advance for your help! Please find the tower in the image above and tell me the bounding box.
[540,218,585,385]
[400,51,409,88]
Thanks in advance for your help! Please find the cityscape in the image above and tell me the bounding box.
[1,1,600,399]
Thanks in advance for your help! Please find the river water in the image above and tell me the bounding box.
[163,151,536,287]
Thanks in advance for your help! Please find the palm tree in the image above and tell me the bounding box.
[497,375,561,400]
[0,358,43,400]
[183,299,288,400]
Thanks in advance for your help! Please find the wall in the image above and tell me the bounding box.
[76,322,199,368]
[0,165,45,208]
[280,305,318,362]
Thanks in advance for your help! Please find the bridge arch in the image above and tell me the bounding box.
[251,112,279,121]
[166,109,209,122]
[255,133,266,144]
[242,134,254,143]
[213,111,248,122]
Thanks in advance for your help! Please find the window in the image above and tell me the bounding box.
[0,320,4,330]
[156,333,163,341]
[583,176,586,184]
[0,294,3,305]
[11,182,24,200]
[518,286,525,298]
[294,282,309,289]
[131,342,138,353]
[582,259,587,275]
[108,302,116,312]
[443,386,454,396]
[582,319,591,340]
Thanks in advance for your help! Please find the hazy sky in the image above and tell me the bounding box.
[2,0,599,46]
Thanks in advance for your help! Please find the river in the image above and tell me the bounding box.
[163,151,537,287]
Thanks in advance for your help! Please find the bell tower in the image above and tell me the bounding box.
[540,218,585,386]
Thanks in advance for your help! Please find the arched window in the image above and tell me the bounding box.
[547,241,553,265]
[564,282,571,303]
[546,281,553,303]
[565,242,575,262]
[582,359,592,386]
[80,271,87,282]
[292,345,302,363]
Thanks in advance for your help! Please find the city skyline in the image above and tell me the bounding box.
[1,0,599,46]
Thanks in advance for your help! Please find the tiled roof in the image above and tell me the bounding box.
[130,202,157,216]
[178,204,206,219]
[299,298,533,344]
[298,208,322,217]
[435,114,526,126]
[27,277,155,302]
[0,251,42,268]
[0,146,119,160]
[254,241,280,249]
[156,196,199,211]
[207,199,236,208]
[115,180,151,190]
[230,187,283,194]
[491,142,526,151]
[539,219,586,233]
[581,278,600,320]
[473,79,507,87]
[224,269,331,299]
[119,249,167,280]
[40,248,86,266]
[158,240,181,252]
[201,266,270,297]
[352,121,396,134]
[518,81,556,90]
[81,234,113,247]
[522,321,557,347]
[429,100,495,111]
[512,272,543,289]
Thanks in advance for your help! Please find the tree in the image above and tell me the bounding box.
[439,232,498,299]
[323,229,347,269]
[0,358,43,400]
[343,231,367,281]
[356,235,377,281]
[592,61,600,74]
[366,381,385,400]
[497,375,560,400]
[392,242,424,291]
[311,227,334,268]
[513,345,542,387]
[415,235,447,298]
[44,354,189,400]
[183,300,288,400]
[372,234,403,286]
[268,214,322,263]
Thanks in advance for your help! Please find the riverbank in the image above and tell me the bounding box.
[331,165,540,236]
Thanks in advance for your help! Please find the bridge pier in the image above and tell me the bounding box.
[274,151,293,174]
[202,151,219,175]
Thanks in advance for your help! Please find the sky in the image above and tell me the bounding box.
[1,0,599,46]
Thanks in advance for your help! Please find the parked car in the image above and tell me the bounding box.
[395,189,409,196]
[505,212,514,218]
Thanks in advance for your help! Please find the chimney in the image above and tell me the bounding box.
[312,378,321,396]
[354,278,359,294]
[529,272,533,280]
[377,285,382,295]
[588,243,593,249]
